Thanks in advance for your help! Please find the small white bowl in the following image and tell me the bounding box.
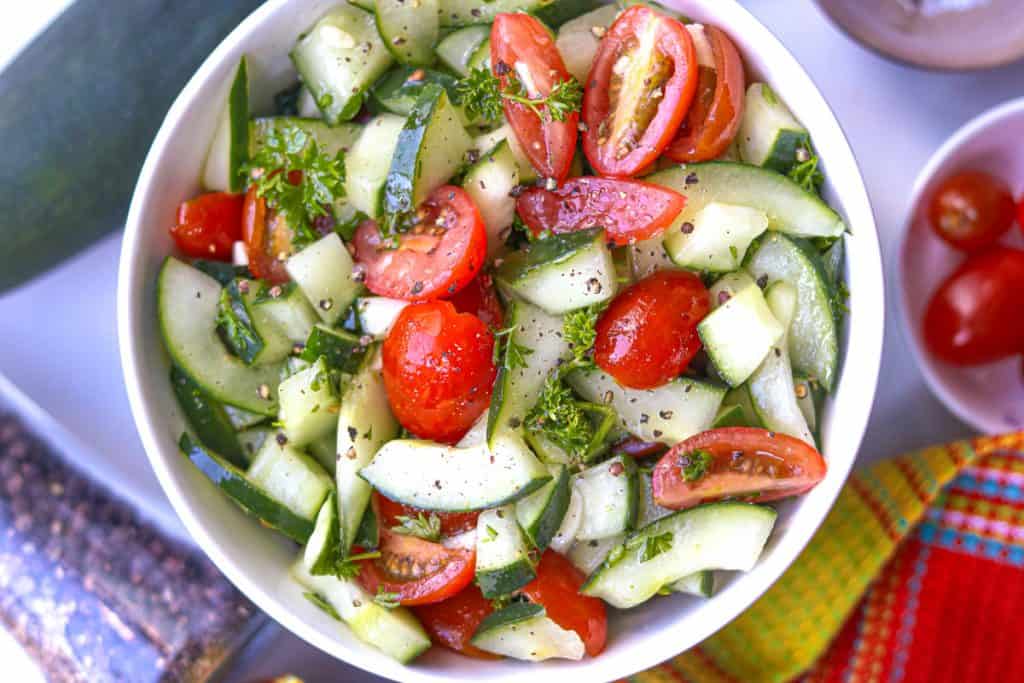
[117,2,883,681]
[898,98,1024,436]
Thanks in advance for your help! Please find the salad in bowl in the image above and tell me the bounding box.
[137,0,865,672]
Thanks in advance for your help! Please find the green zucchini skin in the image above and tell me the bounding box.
[170,366,247,468]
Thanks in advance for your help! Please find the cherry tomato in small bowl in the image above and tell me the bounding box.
[170,191,244,261]
[521,551,607,658]
[356,528,475,606]
[927,170,1015,252]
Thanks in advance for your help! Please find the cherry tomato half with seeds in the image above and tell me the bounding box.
[663,24,745,163]
[515,177,686,246]
[170,192,244,261]
[594,270,710,389]
[354,185,487,301]
[927,170,1015,252]
[652,427,827,509]
[356,528,475,606]
[241,186,294,283]
[923,246,1024,366]
[382,300,497,444]
[375,492,480,538]
[413,584,498,659]
[521,551,607,657]
[447,272,505,329]
[491,13,579,182]
[582,6,697,177]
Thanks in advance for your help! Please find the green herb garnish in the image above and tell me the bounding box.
[334,549,382,580]
[374,587,401,609]
[525,376,595,461]
[562,304,604,369]
[680,449,714,482]
[788,134,823,195]
[640,531,673,563]
[391,512,442,542]
[455,66,583,124]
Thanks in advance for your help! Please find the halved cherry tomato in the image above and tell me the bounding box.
[382,300,497,443]
[447,272,505,329]
[663,25,745,162]
[354,185,486,301]
[491,13,578,181]
[1018,194,1024,236]
[515,177,685,246]
[170,192,244,261]
[522,551,607,657]
[928,170,1015,252]
[652,427,827,509]
[613,436,668,460]
[594,270,710,389]
[356,528,475,606]
[241,186,293,283]
[413,584,499,659]
[375,492,480,538]
[582,6,697,177]
[923,246,1024,365]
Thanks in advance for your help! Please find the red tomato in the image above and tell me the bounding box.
[354,186,487,301]
[491,13,578,181]
[515,177,686,246]
[241,186,293,283]
[594,271,710,389]
[382,301,497,443]
[413,584,499,659]
[356,528,475,606]
[663,25,745,162]
[612,436,668,460]
[447,272,505,328]
[927,170,1015,252]
[652,427,827,509]
[170,192,244,261]
[1018,194,1024,235]
[923,246,1024,365]
[375,492,480,538]
[582,6,697,177]
[522,551,607,657]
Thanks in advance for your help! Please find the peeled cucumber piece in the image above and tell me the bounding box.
[285,233,361,326]
[665,202,769,273]
[739,82,810,175]
[555,4,620,82]
[375,0,438,66]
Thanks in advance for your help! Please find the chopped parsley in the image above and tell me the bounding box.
[788,134,823,195]
[455,66,583,124]
[562,304,604,369]
[493,325,534,370]
[334,549,381,580]
[391,512,441,542]
[640,531,673,563]
[679,449,714,482]
[525,376,595,462]
[374,587,401,609]
[303,591,341,621]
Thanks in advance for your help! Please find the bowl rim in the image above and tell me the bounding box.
[896,96,1024,436]
[117,1,884,680]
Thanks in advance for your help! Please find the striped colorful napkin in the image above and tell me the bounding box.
[629,432,1024,683]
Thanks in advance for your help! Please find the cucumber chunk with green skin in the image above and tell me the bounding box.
[237,426,274,464]
[345,113,406,218]
[470,602,585,661]
[462,140,521,258]
[670,570,714,598]
[549,483,583,554]
[286,233,362,326]
[628,236,677,280]
[336,352,399,555]
[567,368,724,445]
[277,357,341,447]
[375,0,439,66]
[370,67,462,119]
[471,124,538,183]
[738,83,810,174]
[203,57,249,193]
[568,534,624,575]
[158,258,280,415]
[305,492,343,575]
[170,366,248,468]
[191,259,249,286]
[664,202,769,273]
[721,385,765,428]
[251,282,320,345]
[794,373,826,448]
[436,25,490,76]
[636,471,673,529]
[308,430,340,471]
[516,464,571,550]
[250,117,363,159]
[439,0,599,28]
[292,559,431,663]
[476,504,536,597]
[645,161,845,240]
[218,278,293,366]
[744,232,840,391]
[711,403,748,428]
[496,229,616,315]
[247,436,334,524]
[301,324,367,373]
[383,85,472,219]
[353,502,380,550]
[225,405,269,432]
[355,296,409,339]
[179,433,314,543]
[291,6,394,124]
[573,455,638,541]
[581,502,777,608]
[698,271,784,387]
[555,3,620,82]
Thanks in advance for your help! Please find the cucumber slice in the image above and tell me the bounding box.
[515,464,571,550]
[463,140,521,258]
[721,385,765,428]
[217,278,293,366]
[697,272,784,387]
[496,229,616,315]
[384,85,472,217]
[567,368,724,445]
[467,38,491,72]
[628,237,677,280]
[360,433,551,512]
[738,83,809,174]
[670,570,714,598]
[533,0,606,29]
[203,57,249,193]
[191,259,248,286]
[247,436,334,524]
[555,4,620,82]
[286,233,361,326]
[158,258,279,415]
[636,471,673,528]
[291,7,394,124]
[345,113,406,218]
[237,426,274,464]
[472,124,538,183]
[252,282,320,344]
[297,86,322,118]
[371,67,462,119]
[301,324,367,373]
[567,534,623,576]
[573,455,638,541]
[348,0,375,10]
[582,502,777,608]
[171,366,247,468]
[293,559,431,663]
[436,25,490,76]
[375,0,439,66]
[470,602,585,661]
[439,0,542,26]
[744,231,840,391]
[226,405,270,432]
[645,161,845,240]
[476,505,536,597]
[336,352,400,554]
[250,117,362,158]
[179,434,315,543]
[281,356,313,382]
[305,493,343,575]
[355,296,409,339]
[664,202,769,273]
[794,373,826,448]
[746,281,814,445]
[822,236,845,288]
[549,483,583,554]
[277,357,341,447]
[711,403,748,428]
[308,430,339,472]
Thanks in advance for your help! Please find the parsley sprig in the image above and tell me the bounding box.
[493,324,535,369]
[563,304,603,369]
[455,65,582,124]
[788,134,823,195]
[391,512,441,543]
[679,449,713,482]
[334,549,381,580]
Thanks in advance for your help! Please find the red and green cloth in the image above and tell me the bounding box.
[629,431,1024,683]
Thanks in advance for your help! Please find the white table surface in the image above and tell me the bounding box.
[3,1,1022,681]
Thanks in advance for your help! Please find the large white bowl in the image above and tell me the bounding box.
[117,2,883,681]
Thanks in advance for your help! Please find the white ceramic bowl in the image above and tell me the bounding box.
[117,2,884,681]
[898,98,1024,436]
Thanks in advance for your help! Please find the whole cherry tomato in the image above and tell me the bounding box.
[356,528,475,606]
[170,192,244,261]
[521,551,607,657]
[413,584,498,659]
[927,170,1015,252]
[594,270,710,389]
